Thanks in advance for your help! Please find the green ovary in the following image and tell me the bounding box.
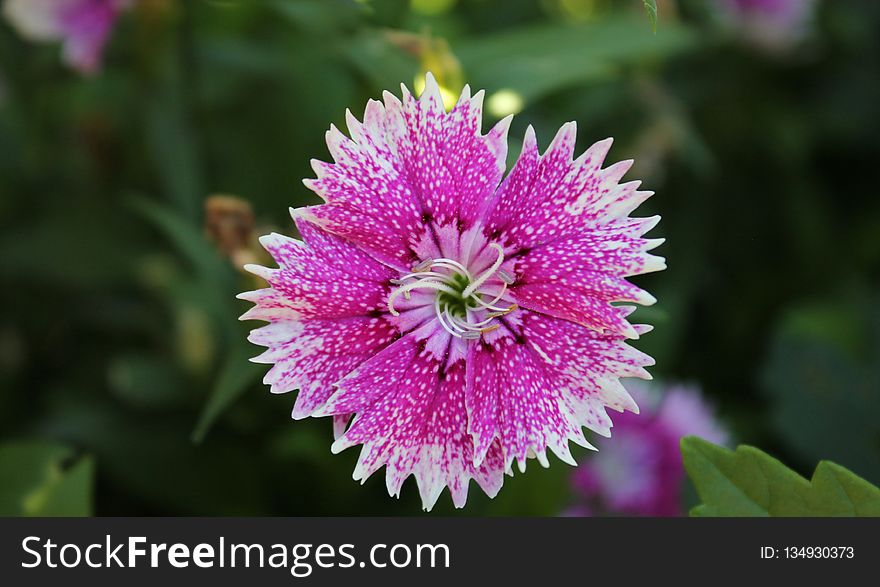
[436,272,479,318]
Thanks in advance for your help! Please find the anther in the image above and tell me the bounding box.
[412,259,434,272]
[388,247,516,337]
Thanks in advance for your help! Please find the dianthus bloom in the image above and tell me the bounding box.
[717,0,817,51]
[240,74,665,510]
[569,382,727,516]
[2,0,131,74]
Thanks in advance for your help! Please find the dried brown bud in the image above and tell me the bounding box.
[204,194,255,260]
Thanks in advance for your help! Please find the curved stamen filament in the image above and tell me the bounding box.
[411,259,435,272]
[394,270,456,284]
[449,312,499,331]
[442,305,468,333]
[434,297,463,337]
[428,259,472,279]
[388,279,460,316]
[461,243,505,298]
[389,243,517,339]
[470,282,508,311]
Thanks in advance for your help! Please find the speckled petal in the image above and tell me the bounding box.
[519,311,654,420]
[466,332,591,473]
[510,285,645,338]
[318,334,505,510]
[395,76,510,227]
[239,221,401,417]
[507,217,663,336]
[301,74,510,267]
[248,317,398,417]
[515,217,666,278]
[465,309,655,471]
[484,125,660,251]
[243,220,395,320]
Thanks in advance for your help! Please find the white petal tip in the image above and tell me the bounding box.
[558,453,578,467]
[257,233,277,248]
[242,264,272,281]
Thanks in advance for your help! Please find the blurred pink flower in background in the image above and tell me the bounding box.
[2,0,131,74]
[569,382,727,517]
[717,0,818,52]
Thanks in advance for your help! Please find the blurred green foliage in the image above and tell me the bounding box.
[761,296,880,483]
[0,442,93,516]
[0,0,878,515]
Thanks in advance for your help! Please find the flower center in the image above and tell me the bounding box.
[387,243,517,339]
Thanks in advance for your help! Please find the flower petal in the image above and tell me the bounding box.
[484,125,659,251]
[466,332,591,473]
[240,221,401,417]
[515,217,666,280]
[510,285,644,338]
[243,220,395,320]
[395,76,511,227]
[520,311,654,417]
[302,74,510,267]
[319,334,505,510]
[466,310,654,471]
[247,316,398,417]
[506,211,663,336]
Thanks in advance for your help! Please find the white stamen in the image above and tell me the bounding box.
[428,258,472,279]
[471,282,508,311]
[388,243,517,337]
[449,312,498,331]
[396,270,456,284]
[442,306,468,333]
[461,243,505,298]
[388,279,460,316]
[434,297,462,337]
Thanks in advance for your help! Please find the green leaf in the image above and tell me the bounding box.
[28,457,95,517]
[682,437,880,517]
[192,340,263,443]
[0,442,94,516]
[643,0,658,33]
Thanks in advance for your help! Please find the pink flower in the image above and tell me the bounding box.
[570,382,728,516]
[240,75,665,510]
[2,0,130,74]
[717,0,817,51]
